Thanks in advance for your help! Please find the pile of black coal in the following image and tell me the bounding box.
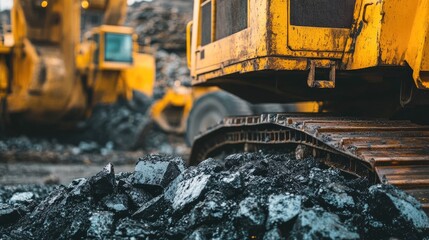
[1,152,428,239]
[126,0,193,51]
[153,50,191,99]
[0,185,58,227]
[126,0,192,98]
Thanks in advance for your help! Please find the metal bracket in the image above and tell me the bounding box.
[307,61,336,88]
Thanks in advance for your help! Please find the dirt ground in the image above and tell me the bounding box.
[0,163,135,185]
[0,131,190,185]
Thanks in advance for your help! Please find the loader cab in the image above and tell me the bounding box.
[86,25,134,70]
[0,11,13,47]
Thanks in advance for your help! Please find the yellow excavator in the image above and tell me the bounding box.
[0,0,155,149]
[187,0,429,212]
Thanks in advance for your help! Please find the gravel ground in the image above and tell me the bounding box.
[1,151,428,239]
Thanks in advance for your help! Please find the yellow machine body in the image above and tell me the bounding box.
[0,0,155,126]
[150,86,218,134]
[188,0,429,107]
[77,25,155,105]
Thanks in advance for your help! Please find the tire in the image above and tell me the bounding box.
[186,91,253,146]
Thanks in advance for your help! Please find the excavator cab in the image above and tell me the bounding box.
[77,24,155,106]
[85,25,134,70]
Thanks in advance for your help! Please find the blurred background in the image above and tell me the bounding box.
[0,0,195,185]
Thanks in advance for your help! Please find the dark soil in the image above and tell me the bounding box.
[1,151,428,239]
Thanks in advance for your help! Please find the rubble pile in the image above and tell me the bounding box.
[0,135,145,165]
[153,50,191,99]
[126,0,193,51]
[127,0,193,97]
[1,152,428,239]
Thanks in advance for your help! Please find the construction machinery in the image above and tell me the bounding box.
[187,0,429,212]
[0,0,155,149]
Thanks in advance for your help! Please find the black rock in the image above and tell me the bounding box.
[318,183,355,210]
[87,211,115,238]
[90,163,116,200]
[263,228,282,240]
[185,228,209,240]
[130,157,181,195]
[172,173,211,211]
[290,208,359,240]
[67,178,91,200]
[132,195,169,220]
[170,156,187,173]
[0,204,21,226]
[224,153,245,169]
[164,174,183,203]
[368,184,429,236]
[102,194,129,214]
[235,196,266,227]
[189,191,228,227]
[125,186,153,210]
[197,158,224,174]
[251,160,269,176]
[114,218,154,238]
[220,171,242,197]
[8,192,34,205]
[266,194,301,229]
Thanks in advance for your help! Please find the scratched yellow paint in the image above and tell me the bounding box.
[404,0,429,88]
[190,0,429,90]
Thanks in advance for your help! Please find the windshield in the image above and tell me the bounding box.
[104,33,132,63]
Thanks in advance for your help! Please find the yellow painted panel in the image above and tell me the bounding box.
[344,0,382,70]
[404,0,429,88]
[123,52,156,97]
[0,58,8,97]
[288,26,350,52]
[194,0,268,73]
[380,0,418,65]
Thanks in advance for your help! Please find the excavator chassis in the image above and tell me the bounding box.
[190,113,429,213]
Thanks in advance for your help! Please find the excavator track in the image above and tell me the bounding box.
[190,113,429,213]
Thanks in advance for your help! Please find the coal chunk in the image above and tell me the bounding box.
[164,174,183,203]
[197,158,224,174]
[318,183,355,210]
[8,192,34,205]
[266,194,301,229]
[236,196,266,227]
[67,178,91,200]
[220,171,242,197]
[189,191,228,226]
[124,186,153,209]
[102,194,129,214]
[369,184,429,233]
[90,163,116,199]
[263,228,282,240]
[87,211,115,238]
[291,208,359,239]
[114,218,154,238]
[172,174,211,211]
[132,195,169,220]
[0,204,21,226]
[130,156,181,195]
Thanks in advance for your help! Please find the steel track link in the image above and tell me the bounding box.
[190,113,429,212]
